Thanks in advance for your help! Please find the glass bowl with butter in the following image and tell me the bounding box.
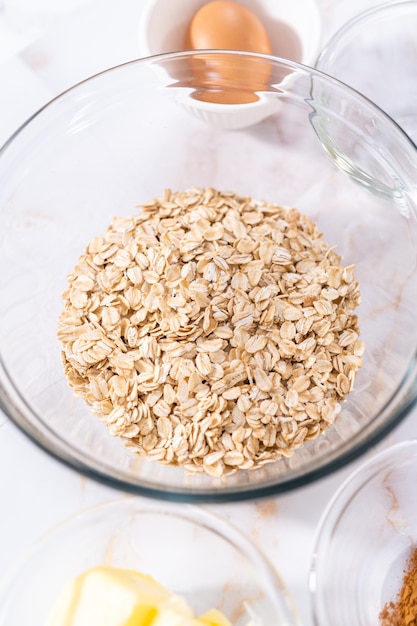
[0,498,298,626]
[1,51,417,501]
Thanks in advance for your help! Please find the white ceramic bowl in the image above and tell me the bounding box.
[138,0,322,129]
[139,0,322,63]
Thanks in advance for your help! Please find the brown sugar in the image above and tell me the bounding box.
[379,546,417,625]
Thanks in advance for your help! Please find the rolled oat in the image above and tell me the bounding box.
[58,187,363,476]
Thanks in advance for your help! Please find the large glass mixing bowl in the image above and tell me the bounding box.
[1,51,417,501]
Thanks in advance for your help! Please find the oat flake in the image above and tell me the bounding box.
[58,188,363,476]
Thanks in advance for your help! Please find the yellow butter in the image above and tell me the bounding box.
[46,566,232,626]
[198,608,232,626]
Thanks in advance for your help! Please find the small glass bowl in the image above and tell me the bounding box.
[316,0,417,143]
[0,497,298,625]
[310,440,417,626]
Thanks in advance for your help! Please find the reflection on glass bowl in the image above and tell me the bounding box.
[1,52,417,501]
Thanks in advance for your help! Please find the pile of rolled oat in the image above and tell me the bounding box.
[58,187,363,477]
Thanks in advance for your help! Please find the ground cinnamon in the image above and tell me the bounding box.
[379,545,417,625]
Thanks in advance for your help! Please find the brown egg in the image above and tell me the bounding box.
[184,0,272,55]
[183,1,273,105]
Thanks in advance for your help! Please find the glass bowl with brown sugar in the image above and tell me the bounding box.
[310,440,417,626]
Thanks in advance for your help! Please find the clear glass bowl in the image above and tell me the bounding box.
[0,497,298,625]
[310,439,417,626]
[1,51,417,501]
[316,0,417,143]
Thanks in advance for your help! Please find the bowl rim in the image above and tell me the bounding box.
[0,495,300,625]
[309,438,417,626]
[1,48,415,154]
[1,50,417,502]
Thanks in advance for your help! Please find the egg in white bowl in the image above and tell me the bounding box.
[137,0,322,129]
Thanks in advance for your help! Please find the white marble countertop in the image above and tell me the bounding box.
[1,1,416,624]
